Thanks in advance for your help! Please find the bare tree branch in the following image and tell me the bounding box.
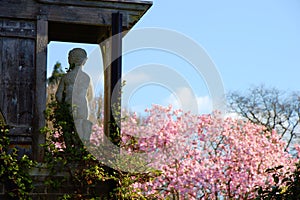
[227,85,300,150]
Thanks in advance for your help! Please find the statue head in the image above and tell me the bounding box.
[68,48,87,68]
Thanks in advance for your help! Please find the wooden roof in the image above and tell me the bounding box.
[0,0,152,43]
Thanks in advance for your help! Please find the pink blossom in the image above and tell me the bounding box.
[90,105,298,199]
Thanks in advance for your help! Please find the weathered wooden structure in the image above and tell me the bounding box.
[0,0,152,162]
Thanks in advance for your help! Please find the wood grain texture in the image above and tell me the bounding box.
[0,18,36,158]
[0,18,36,39]
[36,0,152,12]
[0,37,35,126]
[0,0,151,29]
[33,17,48,162]
[100,40,112,138]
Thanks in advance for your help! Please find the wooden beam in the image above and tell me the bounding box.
[0,1,37,21]
[33,16,48,162]
[36,0,152,12]
[0,0,152,29]
[47,6,126,27]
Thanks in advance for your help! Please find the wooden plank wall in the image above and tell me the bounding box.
[0,18,36,157]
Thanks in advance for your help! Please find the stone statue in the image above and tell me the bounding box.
[56,48,95,142]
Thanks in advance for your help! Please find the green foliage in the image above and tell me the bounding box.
[256,163,300,200]
[43,98,117,199]
[43,98,157,199]
[0,91,156,200]
[45,99,84,156]
[47,62,65,85]
[112,170,162,200]
[0,123,35,199]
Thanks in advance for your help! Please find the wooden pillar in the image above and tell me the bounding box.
[102,13,122,146]
[34,16,48,162]
[110,12,123,146]
[101,39,112,140]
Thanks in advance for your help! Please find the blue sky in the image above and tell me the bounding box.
[47,0,300,114]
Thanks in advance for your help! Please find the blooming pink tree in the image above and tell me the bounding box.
[91,105,298,199]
